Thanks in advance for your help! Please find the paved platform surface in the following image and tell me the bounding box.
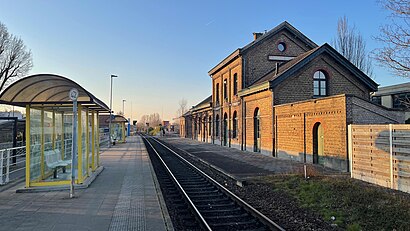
[159,136,340,179]
[0,136,171,231]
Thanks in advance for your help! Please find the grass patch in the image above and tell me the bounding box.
[255,175,410,230]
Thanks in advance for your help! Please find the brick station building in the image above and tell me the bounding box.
[180,22,404,171]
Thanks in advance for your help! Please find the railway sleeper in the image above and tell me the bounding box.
[192,197,231,204]
[208,219,264,231]
[189,194,226,201]
[192,195,232,201]
[195,201,236,209]
[205,213,255,223]
[203,211,249,219]
[177,179,208,184]
[184,189,219,195]
[199,207,242,214]
[180,182,211,187]
[187,192,224,199]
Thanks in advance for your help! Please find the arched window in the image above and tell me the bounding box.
[313,70,327,97]
[215,114,219,137]
[198,118,201,134]
[233,73,238,95]
[232,111,237,138]
[216,83,220,103]
[254,108,261,152]
[208,116,212,136]
[223,79,228,100]
[223,113,228,146]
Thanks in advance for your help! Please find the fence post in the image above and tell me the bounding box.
[389,124,394,189]
[6,149,10,184]
[0,151,3,185]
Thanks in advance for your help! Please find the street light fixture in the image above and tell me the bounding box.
[109,74,118,148]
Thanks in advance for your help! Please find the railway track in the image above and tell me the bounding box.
[142,135,285,231]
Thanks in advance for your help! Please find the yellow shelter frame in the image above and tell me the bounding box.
[0,74,109,189]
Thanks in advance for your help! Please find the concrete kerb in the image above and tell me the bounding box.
[156,137,248,187]
[15,166,104,193]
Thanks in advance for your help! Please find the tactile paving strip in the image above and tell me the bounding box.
[109,143,146,231]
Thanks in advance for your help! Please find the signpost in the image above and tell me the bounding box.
[69,88,79,198]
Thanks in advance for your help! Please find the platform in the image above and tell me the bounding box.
[159,136,341,180]
[0,136,172,231]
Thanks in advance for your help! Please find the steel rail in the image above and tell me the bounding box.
[142,135,212,231]
[150,137,286,231]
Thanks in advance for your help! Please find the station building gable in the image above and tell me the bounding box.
[209,21,318,110]
[244,43,378,105]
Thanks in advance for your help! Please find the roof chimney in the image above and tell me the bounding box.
[253,32,263,41]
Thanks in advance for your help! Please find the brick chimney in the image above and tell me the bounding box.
[253,32,263,41]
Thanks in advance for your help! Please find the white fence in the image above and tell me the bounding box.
[348,124,410,193]
[0,146,26,185]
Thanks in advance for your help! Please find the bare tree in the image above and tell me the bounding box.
[137,113,162,130]
[373,0,410,78]
[332,16,373,77]
[176,98,187,117]
[0,22,33,92]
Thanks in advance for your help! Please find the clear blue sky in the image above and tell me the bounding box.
[0,0,408,121]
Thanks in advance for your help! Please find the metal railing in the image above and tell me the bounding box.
[0,141,25,150]
[0,146,26,185]
[0,137,109,186]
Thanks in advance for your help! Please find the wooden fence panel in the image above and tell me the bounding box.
[349,124,410,193]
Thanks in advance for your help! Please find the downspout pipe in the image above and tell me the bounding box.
[241,56,246,151]
[270,88,275,157]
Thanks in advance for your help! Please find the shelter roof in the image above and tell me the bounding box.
[0,74,109,112]
[105,115,128,123]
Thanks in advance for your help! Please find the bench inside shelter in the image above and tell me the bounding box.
[44,149,71,178]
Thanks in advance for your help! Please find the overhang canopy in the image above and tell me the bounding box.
[105,115,128,123]
[0,74,109,112]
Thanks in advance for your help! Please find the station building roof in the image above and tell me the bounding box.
[0,74,109,112]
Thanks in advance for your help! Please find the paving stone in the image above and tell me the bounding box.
[0,136,169,231]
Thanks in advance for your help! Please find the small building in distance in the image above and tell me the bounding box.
[371,82,410,123]
[162,120,170,131]
[0,111,24,119]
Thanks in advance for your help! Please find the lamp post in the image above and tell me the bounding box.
[122,99,126,116]
[109,74,118,148]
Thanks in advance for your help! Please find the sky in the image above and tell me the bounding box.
[0,0,408,122]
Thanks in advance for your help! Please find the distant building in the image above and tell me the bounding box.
[371,82,410,123]
[162,120,170,131]
[0,111,24,119]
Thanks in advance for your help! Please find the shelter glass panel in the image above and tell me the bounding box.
[112,123,122,142]
[87,112,92,171]
[94,113,98,169]
[81,109,87,177]
[43,111,54,175]
[55,113,63,156]
[63,113,73,161]
[29,108,42,181]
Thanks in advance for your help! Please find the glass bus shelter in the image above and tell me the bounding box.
[108,115,128,144]
[0,74,110,188]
